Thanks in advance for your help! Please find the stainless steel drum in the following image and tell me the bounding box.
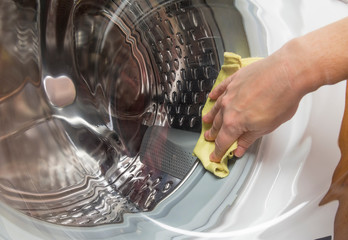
[0,0,256,227]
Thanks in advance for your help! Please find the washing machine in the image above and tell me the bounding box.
[0,0,348,239]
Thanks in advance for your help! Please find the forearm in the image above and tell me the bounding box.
[277,16,348,96]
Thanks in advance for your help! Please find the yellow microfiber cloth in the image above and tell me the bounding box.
[193,52,262,178]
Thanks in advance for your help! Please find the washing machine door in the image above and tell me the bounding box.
[0,0,348,239]
[0,0,260,232]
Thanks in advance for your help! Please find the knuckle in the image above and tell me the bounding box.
[238,138,252,148]
[220,97,229,109]
[239,133,260,147]
[212,118,219,131]
[208,124,218,140]
[212,101,220,113]
[223,117,245,138]
[215,96,223,107]
[224,116,234,127]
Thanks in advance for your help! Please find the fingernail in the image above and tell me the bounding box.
[204,131,209,140]
[234,148,243,158]
[204,131,213,141]
[234,152,241,158]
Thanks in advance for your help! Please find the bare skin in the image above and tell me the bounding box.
[203,16,348,162]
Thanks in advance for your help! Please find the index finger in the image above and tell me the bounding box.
[209,74,234,100]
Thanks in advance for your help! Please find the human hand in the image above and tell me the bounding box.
[203,16,348,162]
[203,53,303,162]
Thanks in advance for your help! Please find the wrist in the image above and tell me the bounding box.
[278,17,348,96]
[276,37,326,97]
